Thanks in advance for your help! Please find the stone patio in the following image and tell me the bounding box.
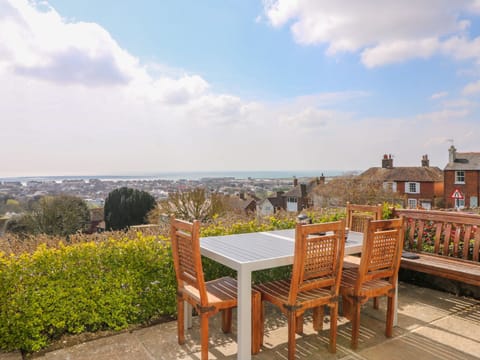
[3,282,479,360]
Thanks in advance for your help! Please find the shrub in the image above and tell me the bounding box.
[0,232,175,352]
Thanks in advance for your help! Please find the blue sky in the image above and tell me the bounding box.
[1,0,480,177]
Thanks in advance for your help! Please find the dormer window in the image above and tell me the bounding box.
[455,171,465,184]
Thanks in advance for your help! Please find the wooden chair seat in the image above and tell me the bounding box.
[255,278,335,308]
[183,277,238,307]
[341,269,394,298]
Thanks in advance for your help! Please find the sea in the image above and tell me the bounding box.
[0,170,353,183]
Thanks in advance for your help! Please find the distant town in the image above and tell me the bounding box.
[0,174,320,209]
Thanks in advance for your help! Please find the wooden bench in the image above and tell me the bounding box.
[392,209,480,287]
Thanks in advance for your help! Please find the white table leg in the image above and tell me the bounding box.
[184,301,192,329]
[237,269,251,360]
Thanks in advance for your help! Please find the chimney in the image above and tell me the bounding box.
[293,176,298,187]
[276,191,284,198]
[449,145,457,163]
[300,184,307,197]
[381,154,394,169]
[319,173,325,185]
[421,154,430,167]
[239,192,245,200]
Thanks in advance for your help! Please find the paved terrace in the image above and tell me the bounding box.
[2,283,479,360]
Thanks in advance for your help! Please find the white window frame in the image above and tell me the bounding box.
[383,181,397,192]
[405,182,420,194]
[407,198,417,209]
[420,201,432,210]
[455,170,465,184]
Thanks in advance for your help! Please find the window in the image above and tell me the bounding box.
[420,201,432,210]
[408,199,417,209]
[405,182,420,194]
[287,197,297,203]
[455,171,465,184]
[470,196,478,208]
[383,181,397,192]
[455,198,465,209]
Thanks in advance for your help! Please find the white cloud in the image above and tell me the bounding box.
[430,91,449,100]
[263,0,480,67]
[416,109,470,122]
[281,107,337,128]
[462,79,480,95]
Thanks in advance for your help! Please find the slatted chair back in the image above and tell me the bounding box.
[288,220,345,305]
[170,218,208,307]
[356,218,404,290]
[346,202,383,233]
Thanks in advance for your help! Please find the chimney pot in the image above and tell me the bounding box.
[421,154,430,167]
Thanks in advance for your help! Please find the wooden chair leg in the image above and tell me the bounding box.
[313,306,324,331]
[373,297,379,310]
[385,295,394,338]
[200,314,209,360]
[350,301,361,349]
[342,297,352,320]
[328,304,338,353]
[295,314,303,335]
[177,298,185,345]
[287,311,297,360]
[221,308,232,333]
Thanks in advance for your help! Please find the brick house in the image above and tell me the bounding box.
[359,154,444,209]
[444,146,480,209]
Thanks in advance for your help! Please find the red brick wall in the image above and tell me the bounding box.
[397,181,439,207]
[444,170,480,208]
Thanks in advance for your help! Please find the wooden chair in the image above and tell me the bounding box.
[344,202,383,310]
[254,220,346,360]
[340,217,405,349]
[170,218,262,359]
[346,202,383,233]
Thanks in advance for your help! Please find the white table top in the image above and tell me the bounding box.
[200,228,363,270]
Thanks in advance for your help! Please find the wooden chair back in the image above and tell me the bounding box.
[356,218,404,289]
[170,218,208,307]
[288,220,345,305]
[346,202,383,232]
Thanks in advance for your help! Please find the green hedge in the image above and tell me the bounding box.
[0,233,176,352]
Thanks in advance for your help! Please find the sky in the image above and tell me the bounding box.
[1,0,480,177]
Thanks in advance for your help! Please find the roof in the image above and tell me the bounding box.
[266,195,284,208]
[444,152,480,171]
[359,166,443,182]
[283,179,319,198]
[225,196,255,211]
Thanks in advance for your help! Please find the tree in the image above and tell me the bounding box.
[313,176,404,208]
[155,188,224,222]
[104,187,156,230]
[9,195,91,236]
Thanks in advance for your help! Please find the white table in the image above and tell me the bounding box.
[192,229,363,360]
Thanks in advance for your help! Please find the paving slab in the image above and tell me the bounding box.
[0,352,22,360]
